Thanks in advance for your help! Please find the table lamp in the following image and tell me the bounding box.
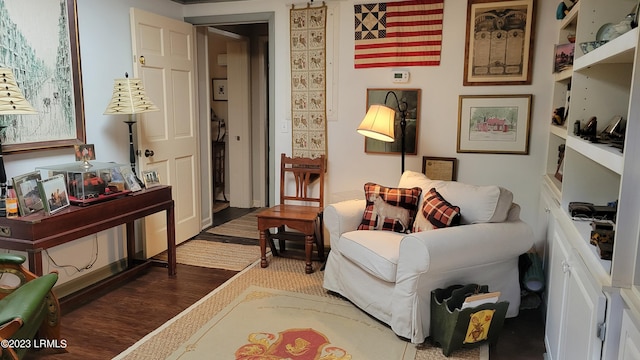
[357,91,408,173]
[104,73,158,188]
[0,68,38,215]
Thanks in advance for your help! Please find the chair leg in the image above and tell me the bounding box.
[304,234,314,274]
[314,213,325,261]
[277,226,286,253]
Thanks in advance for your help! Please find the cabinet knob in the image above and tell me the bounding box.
[561,260,570,274]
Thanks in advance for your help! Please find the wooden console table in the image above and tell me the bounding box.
[0,185,176,279]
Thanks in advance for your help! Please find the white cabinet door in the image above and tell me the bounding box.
[560,247,607,360]
[619,309,640,360]
[545,228,570,360]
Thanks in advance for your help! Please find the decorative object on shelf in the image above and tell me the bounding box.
[552,107,566,125]
[590,220,615,260]
[104,73,159,189]
[74,144,96,169]
[578,40,608,54]
[581,116,597,140]
[12,171,44,216]
[422,156,457,181]
[142,169,161,188]
[1,0,85,154]
[212,78,228,101]
[464,0,535,86]
[553,43,574,73]
[0,67,38,216]
[358,89,420,173]
[556,0,578,20]
[600,115,626,139]
[457,94,532,154]
[37,174,70,215]
[290,3,327,159]
[555,144,565,182]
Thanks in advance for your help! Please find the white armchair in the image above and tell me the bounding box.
[322,171,533,344]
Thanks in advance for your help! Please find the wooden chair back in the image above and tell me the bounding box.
[279,153,325,208]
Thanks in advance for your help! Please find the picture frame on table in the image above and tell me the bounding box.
[422,156,458,181]
[12,171,44,216]
[2,0,86,153]
[457,94,532,154]
[37,174,70,215]
[212,78,228,101]
[142,169,161,188]
[364,88,420,155]
[119,166,142,192]
[463,0,535,86]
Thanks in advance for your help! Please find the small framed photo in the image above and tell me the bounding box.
[37,174,70,215]
[74,144,96,161]
[457,94,532,154]
[553,43,574,73]
[212,78,228,101]
[12,171,44,216]
[422,156,457,181]
[142,169,161,188]
[119,166,142,192]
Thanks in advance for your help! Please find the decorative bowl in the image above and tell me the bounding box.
[579,40,609,54]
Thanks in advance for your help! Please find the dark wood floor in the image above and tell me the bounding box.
[23,204,546,359]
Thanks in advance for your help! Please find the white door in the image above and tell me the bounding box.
[226,39,252,208]
[130,8,201,257]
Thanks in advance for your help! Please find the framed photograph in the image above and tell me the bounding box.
[37,174,70,215]
[2,0,86,153]
[422,156,457,181]
[553,43,574,73]
[142,169,161,188]
[12,171,44,216]
[364,88,420,155]
[457,94,532,154]
[463,0,535,86]
[555,144,565,182]
[212,78,228,101]
[74,144,96,161]
[120,166,142,192]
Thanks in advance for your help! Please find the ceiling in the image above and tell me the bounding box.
[171,0,245,4]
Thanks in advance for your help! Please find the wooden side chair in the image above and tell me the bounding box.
[257,153,325,274]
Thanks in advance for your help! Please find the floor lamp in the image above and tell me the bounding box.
[104,73,158,189]
[0,68,38,215]
[357,91,408,173]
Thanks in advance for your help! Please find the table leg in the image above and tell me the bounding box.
[260,229,268,268]
[305,234,314,274]
[126,222,135,269]
[27,249,43,276]
[166,205,177,276]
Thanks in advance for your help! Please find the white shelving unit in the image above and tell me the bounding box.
[541,1,640,359]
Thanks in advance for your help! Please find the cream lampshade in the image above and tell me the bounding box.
[357,104,396,142]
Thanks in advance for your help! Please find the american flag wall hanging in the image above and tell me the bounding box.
[354,0,444,69]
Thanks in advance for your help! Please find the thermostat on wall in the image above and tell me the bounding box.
[392,70,409,83]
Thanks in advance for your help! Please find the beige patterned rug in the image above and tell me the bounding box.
[153,240,259,271]
[207,210,261,240]
[114,257,484,360]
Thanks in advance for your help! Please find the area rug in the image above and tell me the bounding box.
[153,240,259,271]
[208,210,261,240]
[114,257,484,360]
[166,285,416,359]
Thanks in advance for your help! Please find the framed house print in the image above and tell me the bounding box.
[463,0,535,86]
[457,94,532,154]
[364,88,420,155]
[2,0,86,153]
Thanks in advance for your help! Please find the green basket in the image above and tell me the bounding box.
[430,284,509,357]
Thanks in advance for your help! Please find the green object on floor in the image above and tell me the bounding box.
[430,284,509,357]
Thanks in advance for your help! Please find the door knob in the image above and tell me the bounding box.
[139,56,145,65]
[144,149,154,157]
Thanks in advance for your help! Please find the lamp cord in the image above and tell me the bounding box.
[43,236,99,273]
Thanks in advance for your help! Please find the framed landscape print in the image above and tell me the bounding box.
[463,0,535,85]
[457,94,532,154]
[364,88,420,155]
[1,0,85,153]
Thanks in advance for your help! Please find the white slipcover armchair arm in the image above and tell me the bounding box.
[324,199,366,248]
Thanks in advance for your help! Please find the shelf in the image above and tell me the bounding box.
[560,2,580,30]
[566,135,624,175]
[544,174,562,200]
[574,27,638,71]
[554,68,573,81]
[550,124,568,139]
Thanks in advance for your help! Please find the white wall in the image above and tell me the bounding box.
[183,0,557,231]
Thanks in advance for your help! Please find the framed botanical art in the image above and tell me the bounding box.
[457,94,532,154]
[2,0,86,153]
[364,88,420,155]
[463,0,535,86]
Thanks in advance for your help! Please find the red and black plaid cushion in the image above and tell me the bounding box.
[357,182,422,233]
[422,188,461,229]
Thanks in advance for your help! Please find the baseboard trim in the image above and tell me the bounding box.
[54,259,128,298]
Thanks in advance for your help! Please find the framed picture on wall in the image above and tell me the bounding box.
[463,0,535,86]
[212,78,228,101]
[364,88,420,155]
[457,94,532,154]
[422,156,457,181]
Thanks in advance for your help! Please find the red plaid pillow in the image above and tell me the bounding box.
[422,188,461,229]
[358,182,422,233]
